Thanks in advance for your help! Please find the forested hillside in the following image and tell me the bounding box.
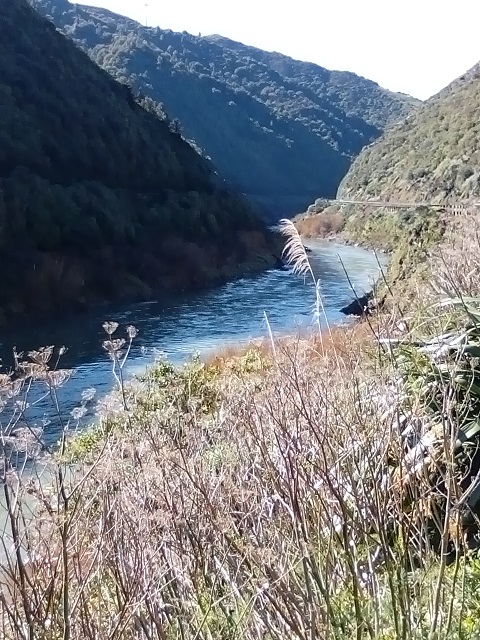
[296,62,480,250]
[31,0,419,216]
[338,62,480,203]
[0,0,278,325]
[206,35,419,130]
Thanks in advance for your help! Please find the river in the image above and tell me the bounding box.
[0,240,386,451]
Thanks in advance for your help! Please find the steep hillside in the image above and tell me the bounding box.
[295,64,480,303]
[31,0,419,216]
[338,62,480,204]
[207,35,419,130]
[0,0,279,325]
[296,63,480,250]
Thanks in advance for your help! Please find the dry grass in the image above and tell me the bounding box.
[203,339,274,368]
[1,212,480,637]
[294,211,345,238]
[0,325,475,639]
[203,319,379,372]
[2,334,393,639]
[431,212,480,300]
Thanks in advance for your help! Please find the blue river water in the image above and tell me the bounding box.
[0,239,386,449]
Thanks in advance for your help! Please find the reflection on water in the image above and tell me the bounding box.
[0,240,386,448]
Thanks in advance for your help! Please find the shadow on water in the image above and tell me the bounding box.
[0,240,387,450]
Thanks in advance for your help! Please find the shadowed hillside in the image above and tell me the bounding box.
[0,0,279,325]
[31,0,419,216]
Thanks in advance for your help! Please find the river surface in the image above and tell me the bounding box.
[0,240,386,450]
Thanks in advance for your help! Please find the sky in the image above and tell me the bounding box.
[79,0,480,100]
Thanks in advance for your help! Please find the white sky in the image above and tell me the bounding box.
[79,0,480,100]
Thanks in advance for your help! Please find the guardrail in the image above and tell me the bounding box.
[319,199,480,213]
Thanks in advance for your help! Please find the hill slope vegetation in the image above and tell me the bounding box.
[31,0,419,216]
[0,0,278,325]
[338,62,480,204]
[296,62,480,258]
[331,62,480,259]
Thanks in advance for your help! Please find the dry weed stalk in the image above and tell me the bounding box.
[0,327,470,639]
[0,219,479,637]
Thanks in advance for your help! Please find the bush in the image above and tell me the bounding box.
[295,210,345,237]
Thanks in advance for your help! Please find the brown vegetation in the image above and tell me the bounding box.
[1,215,480,637]
[294,210,345,238]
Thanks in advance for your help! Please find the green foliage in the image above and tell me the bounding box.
[397,298,480,423]
[459,554,480,636]
[0,0,278,324]
[343,206,445,305]
[31,0,418,216]
[63,357,224,463]
[338,61,480,204]
[378,298,480,555]
[230,347,271,375]
[62,423,107,463]
[144,356,222,415]
[298,61,480,297]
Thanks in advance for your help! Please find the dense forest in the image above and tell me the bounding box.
[0,0,279,325]
[31,0,419,216]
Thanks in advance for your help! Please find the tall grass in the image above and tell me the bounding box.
[0,213,480,637]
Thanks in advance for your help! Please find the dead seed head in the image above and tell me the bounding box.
[103,321,119,336]
[127,325,138,339]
